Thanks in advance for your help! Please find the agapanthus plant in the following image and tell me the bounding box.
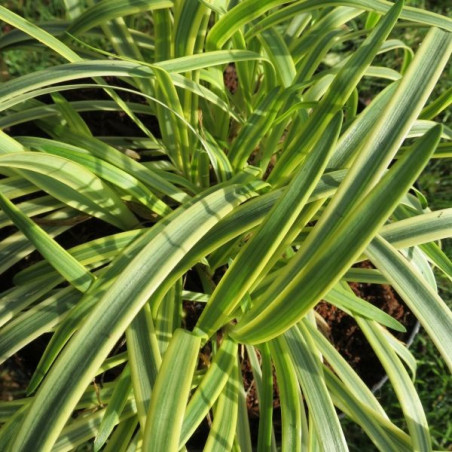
[0,1,451,450]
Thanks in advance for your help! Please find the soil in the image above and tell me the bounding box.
[224,64,239,94]
[315,261,417,388]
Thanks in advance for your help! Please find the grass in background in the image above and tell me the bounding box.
[0,0,65,79]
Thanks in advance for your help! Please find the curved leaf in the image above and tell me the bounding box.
[11,183,259,451]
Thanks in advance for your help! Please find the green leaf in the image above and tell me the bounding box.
[229,87,287,170]
[142,329,201,451]
[324,283,405,332]
[0,5,80,62]
[269,0,404,183]
[207,0,297,50]
[0,191,94,292]
[380,208,452,248]
[420,86,452,120]
[153,65,191,175]
[66,0,173,36]
[259,27,296,87]
[366,236,452,372]
[0,152,138,230]
[196,112,342,338]
[0,99,156,129]
[204,358,240,452]
[103,417,138,452]
[0,196,63,229]
[358,319,431,450]
[51,130,189,204]
[54,400,137,452]
[155,282,182,355]
[0,286,80,363]
[0,175,37,200]
[283,325,348,452]
[235,374,253,452]
[26,182,252,394]
[126,304,161,429]
[11,183,259,451]
[257,344,275,452]
[246,1,452,38]
[18,137,172,217]
[156,49,270,74]
[180,337,238,447]
[324,367,412,451]
[268,339,303,452]
[304,319,389,416]
[230,25,450,343]
[50,92,92,137]
[14,229,142,285]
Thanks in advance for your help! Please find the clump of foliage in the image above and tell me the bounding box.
[0,1,451,450]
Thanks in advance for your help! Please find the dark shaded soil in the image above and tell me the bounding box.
[315,261,417,388]
[224,64,239,94]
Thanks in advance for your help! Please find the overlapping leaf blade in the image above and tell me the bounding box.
[11,183,259,450]
[0,1,450,450]
[231,26,451,343]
